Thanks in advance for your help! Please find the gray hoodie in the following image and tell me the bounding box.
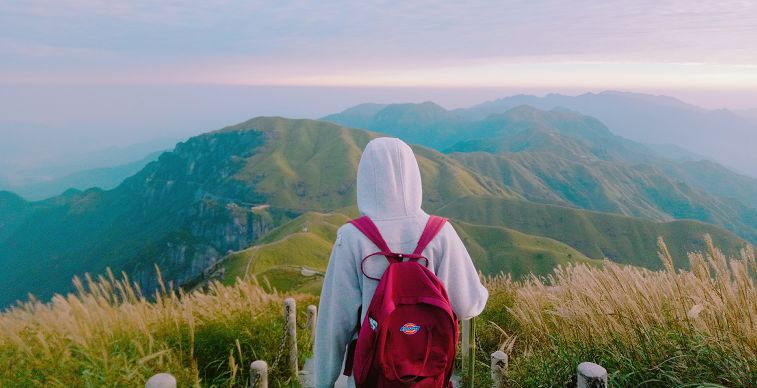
[313,137,489,387]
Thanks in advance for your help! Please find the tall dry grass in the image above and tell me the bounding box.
[0,267,314,387]
[481,235,757,386]
[2,237,755,386]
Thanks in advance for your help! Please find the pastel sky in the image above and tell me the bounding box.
[1,0,757,178]
[3,0,757,88]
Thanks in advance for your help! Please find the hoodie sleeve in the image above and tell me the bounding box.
[435,222,489,320]
[314,226,362,387]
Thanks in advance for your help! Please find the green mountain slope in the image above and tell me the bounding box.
[450,151,757,243]
[0,191,32,242]
[210,211,599,295]
[438,196,746,269]
[322,101,466,149]
[326,103,757,244]
[0,118,509,307]
[1,116,750,308]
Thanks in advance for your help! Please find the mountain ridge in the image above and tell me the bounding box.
[0,115,751,308]
[325,103,757,242]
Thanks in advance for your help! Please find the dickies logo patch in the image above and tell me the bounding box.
[400,323,420,335]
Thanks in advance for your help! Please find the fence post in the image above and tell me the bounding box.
[250,360,268,388]
[461,317,476,388]
[461,319,470,368]
[284,297,299,378]
[577,362,608,388]
[145,373,176,388]
[490,350,507,387]
[307,305,317,335]
[467,317,476,388]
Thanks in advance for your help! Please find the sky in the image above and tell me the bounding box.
[1,0,757,180]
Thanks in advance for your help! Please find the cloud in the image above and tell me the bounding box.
[0,0,756,88]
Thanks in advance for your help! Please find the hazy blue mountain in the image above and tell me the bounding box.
[461,91,757,177]
[4,151,165,201]
[0,137,179,188]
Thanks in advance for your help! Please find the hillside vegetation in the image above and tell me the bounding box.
[477,236,757,386]
[326,104,757,244]
[439,196,746,269]
[0,118,517,306]
[211,211,600,294]
[1,115,753,309]
[1,239,753,387]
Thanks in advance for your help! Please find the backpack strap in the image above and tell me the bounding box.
[412,215,447,255]
[349,216,391,252]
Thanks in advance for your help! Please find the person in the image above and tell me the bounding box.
[314,137,489,387]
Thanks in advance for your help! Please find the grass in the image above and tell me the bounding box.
[1,236,754,387]
[0,268,316,387]
[439,195,747,269]
[474,235,757,387]
[216,211,602,295]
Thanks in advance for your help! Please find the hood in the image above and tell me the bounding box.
[357,137,423,219]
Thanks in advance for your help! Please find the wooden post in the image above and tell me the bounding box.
[145,373,176,388]
[466,317,476,388]
[250,360,268,388]
[490,350,507,387]
[307,305,317,334]
[284,297,298,377]
[461,319,470,368]
[577,362,608,388]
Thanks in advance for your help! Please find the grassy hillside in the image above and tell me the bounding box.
[0,118,510,307]
[212,210,598,296]
[228,117,514,211]
[1,114,753,310]
[451,151,757,243]
[0,129,278,307]
[477,237,756,387]
[0,191,32,241]
[215,212,350,294]
[327,103,757,244]
[438,196,747,269]
[322,101,465,150]
[452,221,600,276]
[1,239,753,387]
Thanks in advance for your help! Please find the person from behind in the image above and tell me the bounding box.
[314,137,489,387]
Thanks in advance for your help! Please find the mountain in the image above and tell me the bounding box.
[210,210,599,294]
[326,104,757,243]
[461,91,757,177]
[0,118,509,307]
[1,116,750,308]
[0,137,179,188]
[4,151,165,201]
[0,191,33,242]
[322,101,465,149]
[437,196,745,270]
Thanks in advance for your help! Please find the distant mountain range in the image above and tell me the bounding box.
[1,151,164,201]
[0,138,177,193]
[0,115,749,307]
[325,91,757,177]
[325,102,757,241]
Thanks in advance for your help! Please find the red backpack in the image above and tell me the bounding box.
[344,215,458,387]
